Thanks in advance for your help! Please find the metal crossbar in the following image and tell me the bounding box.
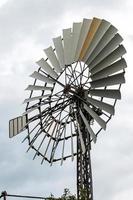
[0,191,56,200]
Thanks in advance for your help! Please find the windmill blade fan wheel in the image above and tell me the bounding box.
[9,17,127,167]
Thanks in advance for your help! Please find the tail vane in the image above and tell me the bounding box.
[9,115,27,138]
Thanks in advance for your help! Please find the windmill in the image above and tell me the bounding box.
[9,17,127,200]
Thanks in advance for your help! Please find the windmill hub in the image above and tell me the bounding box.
[63,83,87,101]
[75,86,85,96]
[72,87,86,102]
[63,84,71,94]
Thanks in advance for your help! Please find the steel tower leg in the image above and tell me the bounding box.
[77,120,93,200]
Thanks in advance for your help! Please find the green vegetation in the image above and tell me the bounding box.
[48,188,88,200]
[48,188,76,199]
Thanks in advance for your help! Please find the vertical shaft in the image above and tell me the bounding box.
[77,118,93,200]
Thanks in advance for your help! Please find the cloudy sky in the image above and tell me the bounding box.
[0,0,133,199]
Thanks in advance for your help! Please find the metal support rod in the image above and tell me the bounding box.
[77,116,93,200]
[0,191,56,200]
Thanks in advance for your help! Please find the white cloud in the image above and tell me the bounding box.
[0,0,9,8]
[113,188,133,200]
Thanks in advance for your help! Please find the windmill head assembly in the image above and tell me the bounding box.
[9,17,127,200]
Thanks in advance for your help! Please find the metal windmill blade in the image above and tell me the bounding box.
[9,17,127,200]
